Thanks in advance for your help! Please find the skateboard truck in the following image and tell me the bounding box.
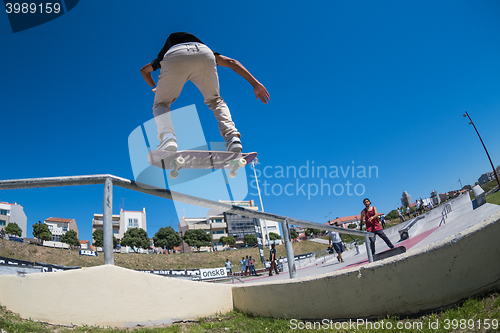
[169,156,185,179]
[228,157,247,178]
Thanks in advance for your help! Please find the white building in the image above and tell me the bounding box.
[178,200,282,252]
[0,202,28,238]
[43,217,79,248]
[92,208,147,253]
[92,208,147,240]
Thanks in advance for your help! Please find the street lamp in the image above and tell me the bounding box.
[463,111,500,191]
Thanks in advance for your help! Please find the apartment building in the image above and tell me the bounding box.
[0,202,27,238]
[92,208,147,241]
[43,217,79,248]
[178,200,283,252]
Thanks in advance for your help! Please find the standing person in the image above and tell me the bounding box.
[328,223,345,263]
[240,257,246,276]
[244,255,250,276]
[397,208,404,222]
[140,32,270,153]
[268,243,279,276]
[248,256,257,276]
[225,258,232,275]
[406,206,411,219]
[360,198,395,255]
[379,215,387,229]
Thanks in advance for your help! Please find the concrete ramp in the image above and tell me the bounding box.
[0,265,232,327]
[233,210,500,320]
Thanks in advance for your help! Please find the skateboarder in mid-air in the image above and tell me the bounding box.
[359,198,394,255]
[140,32,270,153]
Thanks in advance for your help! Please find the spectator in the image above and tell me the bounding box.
[248,256,257,276]
[244,255,250,276]
[268,243,279,276]
[240,257,246,276]
[225,259,232,275]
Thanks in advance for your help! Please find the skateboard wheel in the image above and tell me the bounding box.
[175,156,185,166]
[229,170,237,178]
[170,170,179,179]
[238,158,247,168]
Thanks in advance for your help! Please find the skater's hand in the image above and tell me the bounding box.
[254,83,270,104]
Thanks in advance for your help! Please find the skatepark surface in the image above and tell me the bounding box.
[0,194,499,327]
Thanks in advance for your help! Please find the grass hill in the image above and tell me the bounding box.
[0,238,327,271]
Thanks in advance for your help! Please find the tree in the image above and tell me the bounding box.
[121,228,149,252]
[60,229,80,247]
[32,221,51,241]
[220,235,236,246]
[153,227,181,251]
[92,229,120,249]
[305,228,320,237]
[182,229,211,251]
[268,232,281,240]
[290,229,298,239]
[5,222,22,237]
[243,234,257,245]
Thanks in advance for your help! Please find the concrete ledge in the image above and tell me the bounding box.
[0,265,232,327]
[232,210,500,320]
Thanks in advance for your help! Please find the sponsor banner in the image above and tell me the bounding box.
[79,250,98,257]
[0,256,80,272]
[140,269,200,276]
[199,267,227,280]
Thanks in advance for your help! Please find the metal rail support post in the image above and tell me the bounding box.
[282,219,297,278]
[364,234,373,263]
[103,177,114,265]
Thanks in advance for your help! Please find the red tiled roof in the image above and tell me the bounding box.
[45,217,74,223]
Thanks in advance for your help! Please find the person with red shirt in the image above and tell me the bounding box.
[359,198,394,255]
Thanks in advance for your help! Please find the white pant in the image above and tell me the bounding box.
[153,43,240,142]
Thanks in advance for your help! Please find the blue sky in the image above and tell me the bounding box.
[1,0,500,243]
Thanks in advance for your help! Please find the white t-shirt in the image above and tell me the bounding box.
[329,231,342,244]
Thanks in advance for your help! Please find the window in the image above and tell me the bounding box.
[62,227,68,232]
[216,231,224,234]
[214,219,222,223]
[0,210,7,215]
[0,220,5,226]
[128,219,138,227]
[113,228,119,234]
[48,225,53,230]
[51,235,60,242]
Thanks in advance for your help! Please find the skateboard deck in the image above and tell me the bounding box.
[148,150,257,179]
[373,246,406,262]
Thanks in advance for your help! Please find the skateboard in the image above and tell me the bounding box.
[148,150,257,179]
[373,246,406,262]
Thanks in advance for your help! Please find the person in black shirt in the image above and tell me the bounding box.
[268,243,279,276]
[140,32,270,152]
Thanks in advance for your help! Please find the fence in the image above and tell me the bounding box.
[0,174,375,279]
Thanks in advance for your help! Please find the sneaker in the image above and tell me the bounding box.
[157,134,177,152]
[226,136,242,153]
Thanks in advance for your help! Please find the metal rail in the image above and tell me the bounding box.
[0,174,375,275]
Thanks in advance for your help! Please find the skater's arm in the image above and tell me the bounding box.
[368,207,378,221]
[359,210,365,230]
[140,63,157,91]
[215,54,270,104]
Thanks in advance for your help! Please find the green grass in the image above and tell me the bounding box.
[1,292,499,332]
[487,190,500,205]
[0,238,327,271]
